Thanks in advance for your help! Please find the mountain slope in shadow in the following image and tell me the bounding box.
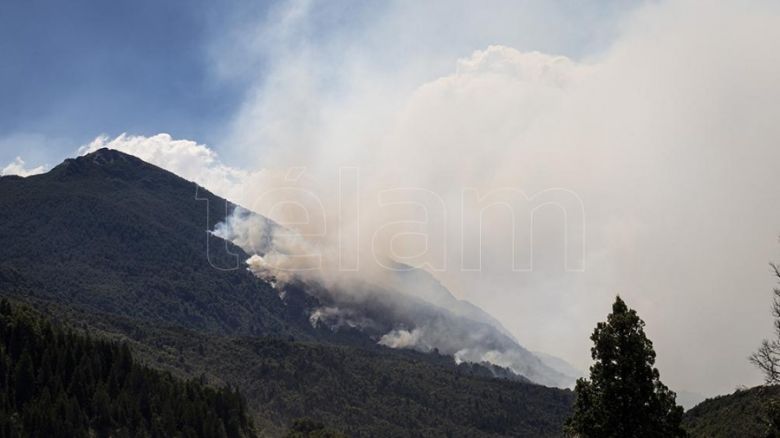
[0,148,574,435]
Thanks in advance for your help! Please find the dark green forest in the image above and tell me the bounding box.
[683,385,780,437]
[0,299,255,438]
[55,305,572,437]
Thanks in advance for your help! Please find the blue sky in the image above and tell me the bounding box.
[0,0,275,165]
[0,0,634,168]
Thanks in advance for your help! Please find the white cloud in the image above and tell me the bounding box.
[0,157,46,177]
[78,133,270,205]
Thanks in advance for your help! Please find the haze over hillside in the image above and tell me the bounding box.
[0,148,576,436]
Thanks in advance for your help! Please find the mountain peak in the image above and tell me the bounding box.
[48,148,167,182]
[81,147,139,165]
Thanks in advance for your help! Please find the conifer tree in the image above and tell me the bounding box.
[565,296,685,437]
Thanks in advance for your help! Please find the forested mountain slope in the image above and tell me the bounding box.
[683,385,780,437]
[0,149,575,436]
[0,148,289,338]
[0,299,255,438]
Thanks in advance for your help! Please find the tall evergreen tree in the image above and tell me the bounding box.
[565,296,685,438]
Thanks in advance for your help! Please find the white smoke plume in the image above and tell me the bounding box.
[310,306,380,332]
[209,0,780,397]
[76,0,780,397]
[379,328,425,350]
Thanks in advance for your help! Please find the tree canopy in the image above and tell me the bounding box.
[0,299,256,438]
[565,296,685,437]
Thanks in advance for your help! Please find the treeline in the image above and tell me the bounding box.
[0,299,255,438]
[683,385,780,437]
[222,337,572,437]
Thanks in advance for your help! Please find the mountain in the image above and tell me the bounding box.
[683,385,780,437]
[0,148,290,338]
[530,351,584,387]
[282,268,573,387]
[0,148,574,436]
[215,216,572,386]
[390,264,579,386]
[675,390,706,411]
[389,262,515,337]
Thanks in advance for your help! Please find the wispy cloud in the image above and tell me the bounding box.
[0,157,46,177]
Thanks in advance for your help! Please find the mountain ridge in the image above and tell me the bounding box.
[28,148,572,387]
[0,148,575,435]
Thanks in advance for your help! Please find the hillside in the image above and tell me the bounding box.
[683,385,780,437]
[0,149,574,436]
[0,147,570,386]
[0,299,255,438]
[0,149,291,338]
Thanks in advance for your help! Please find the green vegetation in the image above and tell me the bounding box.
[0,299,255,438]
[565,296,685,437]
[680,256,780,437]
[234,337,572,436]
[283,419,346,438]
[57,309,572,437]
[683,386,780,437]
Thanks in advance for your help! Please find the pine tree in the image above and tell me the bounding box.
[565,296,685,438]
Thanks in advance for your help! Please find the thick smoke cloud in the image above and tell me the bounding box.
[216,0,780,398]
[78,0,780,397]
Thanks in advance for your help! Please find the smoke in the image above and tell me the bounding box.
[1,157,47,177]
[212,0,780,397]
[309,306,380,331]
[77,0,780,396]
[211,207,319,287]
[379,328,425,349]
